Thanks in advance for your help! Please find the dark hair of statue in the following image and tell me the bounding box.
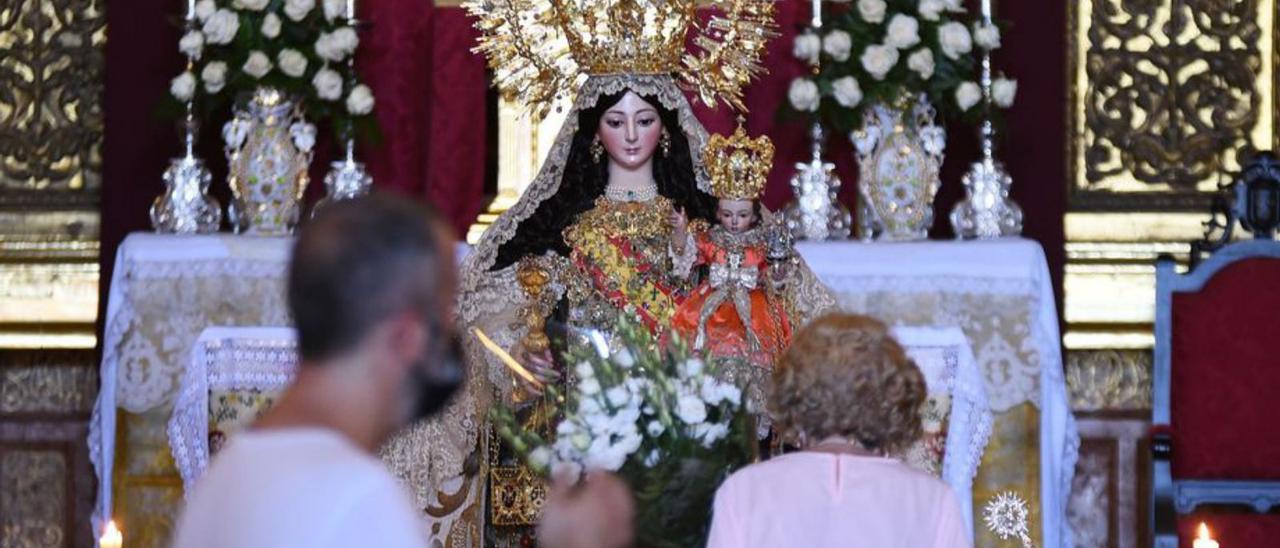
[493,90,718,270]
[288,194,444,362]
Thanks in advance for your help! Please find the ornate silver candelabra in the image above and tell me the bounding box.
[317,3,373,212]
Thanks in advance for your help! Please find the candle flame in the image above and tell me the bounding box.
[1198,522,1211,539]
[472,327,543,389]
[100,520,122,543]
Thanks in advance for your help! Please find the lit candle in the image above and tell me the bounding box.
[347,0,356,19]
[1193,522,1219,548]
[99,520,123,548]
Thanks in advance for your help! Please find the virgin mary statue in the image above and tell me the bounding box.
[380,0,834,544]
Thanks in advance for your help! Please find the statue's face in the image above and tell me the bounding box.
[717,199,756,233]
[597,91,664,171]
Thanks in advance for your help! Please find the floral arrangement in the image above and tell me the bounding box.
[167,0,375,136]
[492,318,756,548]
[786,0,1016,131]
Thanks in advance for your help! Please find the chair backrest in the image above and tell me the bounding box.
[1154,240,1280,482]
[168,326,298,494]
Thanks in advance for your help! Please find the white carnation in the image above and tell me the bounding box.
[261,12,281,38]
[556,420,579,437]
[202,9,240,45]
[289,122,316,152]
[579,377,602,396]
[242,50,272,79]
[973,23,1001,50]
[992,77,1017,108]
[234,0,270,10]
[574,361,595,379]
[579,397,602,415]
[312,67,343,100]
[860,44,899,80]
[788,78,820,112]
[907,48,934,80]
[918,0,945,21]
[646,420,664,436]
[857,0,886,23]
[822,30,851,62]
[938,22,972,60]
[585,444,628,471]
[612,348,635,369]
[831,76,862,108]
[277,49,308,77]
[675,392,707,425]
[194,0,216,21]
[323,0,346,20]
[956,81,982,111]
[885,15,920,50]
[720,384,741,406]
[201,61,227,93]
[284,0,316,21]
[345,84,374,115]
[606,386,631,408]
[679,358,704,378]
[178,30,204,59]
[169,71,196,101]
[792,32,820,65]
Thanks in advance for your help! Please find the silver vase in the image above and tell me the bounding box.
[151,154,222,234]
[224,87,315,236]
[852,96,945,241]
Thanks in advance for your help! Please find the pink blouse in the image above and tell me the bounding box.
[706,452,971,548]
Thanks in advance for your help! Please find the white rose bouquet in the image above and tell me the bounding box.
[491,317,755,548]
[167,0,376,137]
[786,0,1013,130]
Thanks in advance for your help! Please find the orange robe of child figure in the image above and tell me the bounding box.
[669,122,792,368]
[671,225,792,368]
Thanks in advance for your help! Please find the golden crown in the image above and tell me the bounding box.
[465,0,776,118]
[704,123,774,201]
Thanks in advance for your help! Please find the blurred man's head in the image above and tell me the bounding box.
[287,194,462,442]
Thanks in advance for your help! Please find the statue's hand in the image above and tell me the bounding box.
[669,207,689,248]
[516,346,560,397]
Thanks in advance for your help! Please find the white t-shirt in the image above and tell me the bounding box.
[172,428,426,548]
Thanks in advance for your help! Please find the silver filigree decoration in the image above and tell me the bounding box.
[782,124,852,240]
[854,96,945,241]
[983,490,1034,548]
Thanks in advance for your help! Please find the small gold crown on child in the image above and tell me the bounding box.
[704,121,775,201]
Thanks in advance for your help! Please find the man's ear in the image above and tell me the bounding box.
[383,310,428,368]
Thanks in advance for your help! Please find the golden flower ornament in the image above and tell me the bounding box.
[704,122,774,200]
[465,0,777,117]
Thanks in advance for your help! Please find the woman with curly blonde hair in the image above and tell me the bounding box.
[706,313,971,547]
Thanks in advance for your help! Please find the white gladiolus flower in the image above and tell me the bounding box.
[345,84,374,115]
[644,449,660,467]
[792,32,820,65]
[312,67,343,100]
[289,122,316,152]
[885,15,920,50]
[943,0,965,12]
[606,386,631,408]
[202,9,240,45]
[556,421,578,436]
[918,0,945,21]
[907,48,935,80]
[178,31,203,59]
[857,0,886,23]
[822,30,852,62]
[284,0,316,21]
[956,81,982,111]
[201,61,227,93]
[277,49,308,77]
[195,0,216,21]
[860,44,899,80]
[261,12,282,39]
[647,420,665,436]
[679,358,704,378]
[551,460,582,482]
[234,0,270,10]
[579,377,602,396]
[992,77,1017,108]
[575,361,595,379]
[579,398,602,415]
[938,22,973,60]
[973,23,1001,50]
[324,0,346,20]
[527,447,552,472]
[613,348,635,369]
[169,71,196,101]
[242,50,272,79]
[570,432,591,451]
[675,392,707,425]
[788,78,820,112]
[586,444,629,471]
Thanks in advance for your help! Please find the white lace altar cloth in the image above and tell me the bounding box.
[168,327,298,493]
[797,238,1078,548]
[893,325,992,538]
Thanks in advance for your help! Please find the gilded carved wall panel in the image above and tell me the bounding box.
[0,450,66,548]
